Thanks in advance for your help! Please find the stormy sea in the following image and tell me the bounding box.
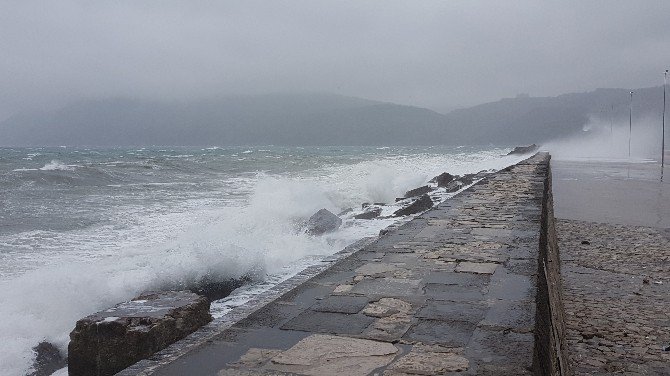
[0,145,526,375]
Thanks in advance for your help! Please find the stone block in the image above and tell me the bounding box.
[404,319,475,347]
[311,295,369,314]
[349,278,421,297]
[68,290,211,376]
[269,334,398,375]
[280,311,374,334]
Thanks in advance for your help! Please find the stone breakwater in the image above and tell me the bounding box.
[115,152,563,376]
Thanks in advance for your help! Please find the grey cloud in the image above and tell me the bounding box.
[1,0,669,119]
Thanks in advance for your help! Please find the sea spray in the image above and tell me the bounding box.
[544,115,662,161]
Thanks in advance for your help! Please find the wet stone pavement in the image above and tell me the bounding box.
[558,220,670,375]
[131,154,550,376]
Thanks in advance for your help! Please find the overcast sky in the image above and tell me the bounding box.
[1,1,669,119]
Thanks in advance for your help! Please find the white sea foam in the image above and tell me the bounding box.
[0,147,525,375]
[39,160,77,171]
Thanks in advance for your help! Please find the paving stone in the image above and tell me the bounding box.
[227,348,283,369]
[487,269,534,301]
[362,298,413,318]
[280,311,374,334]
[332,284,353,294]
[423,283,487,302]
[269,334,398,376]
[416,300,487,323]
[385,346,469,374]
[361,313,413,342]
[403,319,475,347]
[349,278,422,297]
[423,271,490,286]
[480,299,534,330]
[355,262,399,276]
[455,261,499,274]
[311,295,369,314]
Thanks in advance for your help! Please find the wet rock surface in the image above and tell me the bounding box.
[393,194,433,216]
[403,185,433,198]
[507,144,539,155]
[68,290,211,376]
[131,153,549,376]
[306,208,342,235]
[430,172,456,187]
[559,219,670,375]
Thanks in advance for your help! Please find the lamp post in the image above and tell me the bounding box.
[663,70,668,171]
[629,91,634,158]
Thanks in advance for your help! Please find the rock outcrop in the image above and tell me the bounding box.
[68,290,211,376]
[306,209,342,235]
[429,172,455,187]
[393,194,433,217]
[403,185,432,198]
[507,144,539,155]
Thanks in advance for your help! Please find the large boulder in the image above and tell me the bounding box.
[429,172,455,187]
[393,194,433,217]
[404,185,433,198]
[68,290,211,376]
[306,209,342,235]
[507,144,539,155]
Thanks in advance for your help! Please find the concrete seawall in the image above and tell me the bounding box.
[118,153,564,375]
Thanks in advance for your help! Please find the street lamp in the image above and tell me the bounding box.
[663,70,668,170]
[629,91,634,158]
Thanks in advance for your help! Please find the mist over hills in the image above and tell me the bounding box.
[0,87,666,147]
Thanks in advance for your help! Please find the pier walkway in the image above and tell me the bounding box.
[553,160,670,375]
[120,153,554,375]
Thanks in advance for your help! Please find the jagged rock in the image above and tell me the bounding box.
[459,174,475,186]
[68,290,211,376]
[362,203,371,209]
[393,194,433,217]
[190,277,249,302]
[430,172,455,187]
[444,180,464,193]
[28,341,66,376]
[306,209,342,235]
[404,185,432,198]
[507,144,539,155]
[354,207,382,219]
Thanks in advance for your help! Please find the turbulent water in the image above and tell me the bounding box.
[0,145,524,375]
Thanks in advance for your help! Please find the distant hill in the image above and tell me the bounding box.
[0,88,665,146]
[447,86,665,144]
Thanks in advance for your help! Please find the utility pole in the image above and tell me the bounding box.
[629,91,634,158]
